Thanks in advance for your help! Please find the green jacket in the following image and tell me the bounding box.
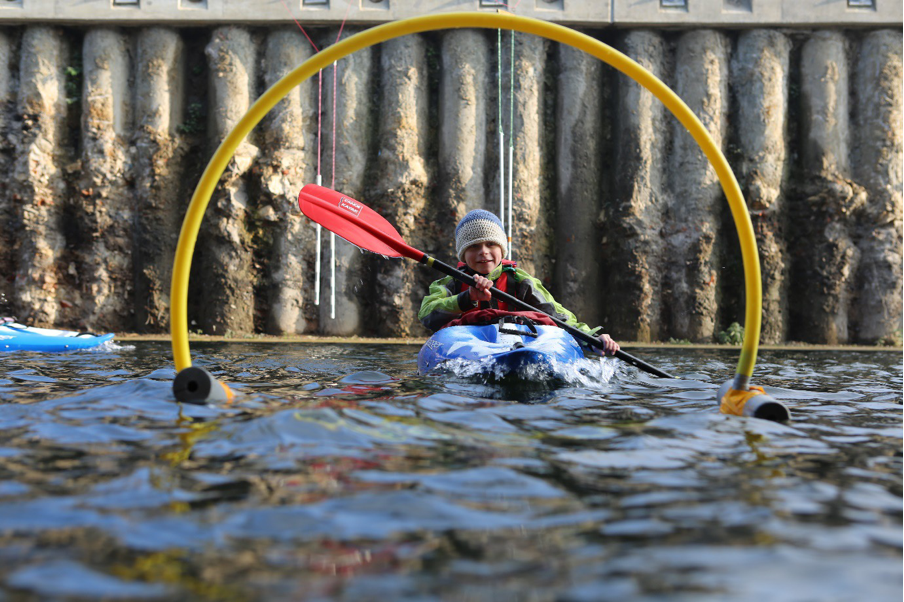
[417,263,600,339]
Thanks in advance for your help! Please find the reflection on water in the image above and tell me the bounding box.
[0,342,901,600]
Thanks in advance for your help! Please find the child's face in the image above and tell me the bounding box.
[463,242,503,275]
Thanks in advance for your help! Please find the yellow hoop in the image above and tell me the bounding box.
[170,11,762,382]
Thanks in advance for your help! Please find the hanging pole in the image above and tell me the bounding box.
[497,28,505,230]
[507,146,513,259]
[329,233,336,319]
[330,59,339,320]
[499,136,505,227]
[271,0,356,320]
[328,5,352,321]
[314,69,323,307]
[314,182,322,306]
[277,1,323,308]
[508,29,515,259]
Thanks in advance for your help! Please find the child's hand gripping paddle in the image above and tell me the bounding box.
[298,184,677,379]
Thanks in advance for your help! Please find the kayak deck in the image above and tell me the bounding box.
[0,323,114,352]
[418,323,585,378]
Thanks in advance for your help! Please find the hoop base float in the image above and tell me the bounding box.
[173,366,235,404]
[717,378,790,422]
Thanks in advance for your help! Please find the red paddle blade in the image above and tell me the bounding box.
[298,184,414,259]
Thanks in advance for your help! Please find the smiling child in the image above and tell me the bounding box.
[418,209,619,355]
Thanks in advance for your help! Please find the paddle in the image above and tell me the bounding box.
[298,184,677,379]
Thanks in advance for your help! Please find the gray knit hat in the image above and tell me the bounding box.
[455,209,508,262]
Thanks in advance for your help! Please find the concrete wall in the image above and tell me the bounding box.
[0,0,901,26]
[0,24,900,345]
[0,29,14,316]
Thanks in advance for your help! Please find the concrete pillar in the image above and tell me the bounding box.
[851,30,903,343]
[507,33,550,279]
[436,29,488,259]
[199,27,258,335]
[0,28,10,121]
[320,28,372,336]
[793,31,865,344]
[608,31,668,342]
[133,28,186,332]
[0,30,14,316]
[78,29,133,332]
[12,27,72,326]
[554,42,604,328]
[368,35,429,337]
[665,30,730,342]
[731,30,791,344]
[259,28,316,335]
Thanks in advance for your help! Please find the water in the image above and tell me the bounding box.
[0,342,900,601]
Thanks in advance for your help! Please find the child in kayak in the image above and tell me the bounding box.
[418,209,620,356]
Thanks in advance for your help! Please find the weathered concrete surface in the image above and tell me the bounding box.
[607,31,668,342]
[851,30,903,343]
[436,29,488,260]
[367,35,429,337]
[320,28,372,336]
[0,30,14,316]
[792,31,865,344]
[731,29,791,344]
[554,43,604,328]
[78,29,133,332]
[13,0,901,28]
[0,24,899,344]
[259,28,316,335]
[11,27,73,326]
[133,28,186,332]
[507,34,550,279]
[665,30,730,342]
[199,26,258,335]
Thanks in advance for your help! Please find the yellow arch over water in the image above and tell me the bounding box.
[170,11,763,384]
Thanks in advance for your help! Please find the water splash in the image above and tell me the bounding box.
[429,354,621,389]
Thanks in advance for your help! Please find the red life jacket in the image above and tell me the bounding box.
[441,260,558,329]
[456,259,518,313]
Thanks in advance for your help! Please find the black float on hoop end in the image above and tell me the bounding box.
[173,366,234,404]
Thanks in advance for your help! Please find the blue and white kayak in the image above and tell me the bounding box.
[0,322,114,352]
[417,322,585,377]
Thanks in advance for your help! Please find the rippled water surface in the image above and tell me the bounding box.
[0,342,901,601]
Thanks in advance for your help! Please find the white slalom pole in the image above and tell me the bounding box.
[508,144,514,259]
[330,58,339,321]
[314,173,322,305]
[497,28,504,231]
[508,29,515,259]
[499,132,505,228]
[330,232,336,319]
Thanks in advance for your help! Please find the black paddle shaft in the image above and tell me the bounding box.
[425,257,677,379]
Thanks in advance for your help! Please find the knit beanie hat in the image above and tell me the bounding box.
[455,209,508,262]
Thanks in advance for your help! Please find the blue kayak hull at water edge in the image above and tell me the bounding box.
[0,323,114,352]
[417,323,585,376]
